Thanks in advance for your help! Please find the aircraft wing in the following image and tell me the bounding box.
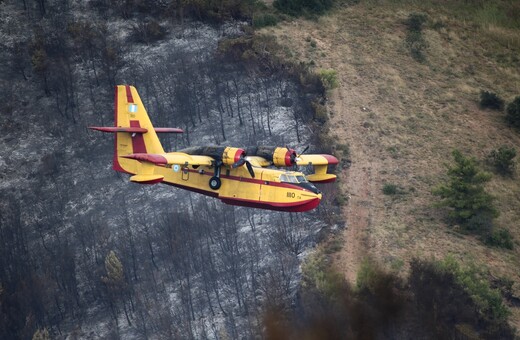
[245,156,271,167]
[296,154,338,183]
[296,154,339,166]
[122,152,214,166]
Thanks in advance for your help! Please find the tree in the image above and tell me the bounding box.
[102,251,124,287]
[32,328,50,340]
[505,96,520,128]
[102,250,132,325]
[432,150,498,233]
[488,146,516,176]
[479,90,504,110]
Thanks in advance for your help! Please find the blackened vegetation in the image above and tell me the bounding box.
[89,0,259,23]
[0,1,342,338]
[263,257,515,339]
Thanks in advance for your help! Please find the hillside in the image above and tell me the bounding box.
[261,0,520,329]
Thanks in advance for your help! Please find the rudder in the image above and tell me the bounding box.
[113,85,164,174]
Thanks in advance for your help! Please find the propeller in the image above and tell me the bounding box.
[287,145,309,165]
[231,154,256,178]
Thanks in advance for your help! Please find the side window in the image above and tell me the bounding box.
[287,175,298,183]
[280,174,288,182]
[296,175,307,183]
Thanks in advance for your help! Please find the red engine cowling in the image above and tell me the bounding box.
[272,147,297,167]
[221,147,246,166]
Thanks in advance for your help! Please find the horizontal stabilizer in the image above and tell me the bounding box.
[154,128,184,133]
[122,154,168,165]
[89,127,183,134]
[121,153,214,166]
[306,174,337,183]
[89,126,148,133]
[130,174,164,184]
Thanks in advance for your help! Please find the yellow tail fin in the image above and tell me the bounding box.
[113,85,164,173]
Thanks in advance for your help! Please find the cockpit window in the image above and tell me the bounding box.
[288,175,299,183]
[296,175,307,183]
[280,174,302,183]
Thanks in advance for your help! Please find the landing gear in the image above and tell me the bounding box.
[209,161,222,190]
[209,176,221,190]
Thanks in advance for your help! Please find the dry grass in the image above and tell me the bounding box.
[261,0,520,329]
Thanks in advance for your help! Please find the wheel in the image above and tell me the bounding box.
[209,176,221,190]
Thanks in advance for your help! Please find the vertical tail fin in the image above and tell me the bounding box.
[113,85,164,173]
[89,85,165,174]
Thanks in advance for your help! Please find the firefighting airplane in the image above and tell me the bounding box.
[90,85,338,212]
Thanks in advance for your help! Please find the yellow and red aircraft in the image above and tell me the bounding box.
[90,85,338,212]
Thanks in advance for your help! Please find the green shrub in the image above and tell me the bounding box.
[488,146,516,175]
[409,257,514,338]
[318,69,338,90]
[382,183,398,195]
[480,90,505,110]
[432,150,498,231]
[505,96,520,128]
[253,13,279,28]
[404,13,428,62]
[302,252,344,298]
[485,228,514,250]
[439,257,510,322]
[405,13,427,32]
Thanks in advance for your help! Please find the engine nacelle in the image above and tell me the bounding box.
[221,147,245,166]
[178,146,245,166]
[272,147,297,167]
[246,146,297,167]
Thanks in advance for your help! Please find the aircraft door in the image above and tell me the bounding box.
[182,166,189,181]
[259,171,272,202]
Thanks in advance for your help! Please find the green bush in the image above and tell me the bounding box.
[480,90,505,110]
[405,12,427,32]
[382,183,398,195]
[318,69,339,90]
[432,150,498,231]
[485,228,514,250]
[505,96,520,128]
[439,257,510,322]
[253,13,279,28]
[404,13,428,62]
[409,257,514,338]
[488,146,516,175]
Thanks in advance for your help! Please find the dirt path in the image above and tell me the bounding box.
[329,78,380,283]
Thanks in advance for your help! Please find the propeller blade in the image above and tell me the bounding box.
[231,158,246,169]
[299,145,310,156]
[245,161,255,178]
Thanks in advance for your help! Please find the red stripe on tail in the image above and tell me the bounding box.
[130,120,147,153]
[126,85,134,103]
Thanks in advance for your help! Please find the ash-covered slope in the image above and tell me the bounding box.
[0,3,340,338]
